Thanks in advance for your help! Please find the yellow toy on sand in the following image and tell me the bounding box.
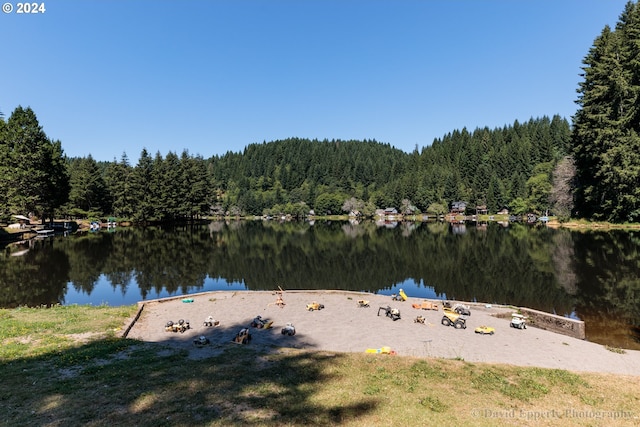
[365,346,397,355]
[475,325,495,335]
[250,315,273,329]
[392,289,407,301]
[306,302,325,311]
[412,300,439,310]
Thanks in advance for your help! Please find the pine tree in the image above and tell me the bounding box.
[1,106,69,223]
[573,1,640,222]
[131,149,155,222]
[104,154,133,219]
[65,155,109,215]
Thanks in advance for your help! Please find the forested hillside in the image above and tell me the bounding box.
[209,116,571,217]
[0,108,572,223]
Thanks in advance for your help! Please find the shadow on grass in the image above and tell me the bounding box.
[0,319,379,426]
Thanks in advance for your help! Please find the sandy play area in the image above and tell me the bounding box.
[124,290,640,376]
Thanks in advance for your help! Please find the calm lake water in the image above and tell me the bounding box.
[2,220,639,350]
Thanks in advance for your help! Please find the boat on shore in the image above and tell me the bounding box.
[35,228,55,237]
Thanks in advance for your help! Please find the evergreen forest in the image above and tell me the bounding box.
[2,1,640,224]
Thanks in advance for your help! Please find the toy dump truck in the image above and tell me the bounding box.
[441,309,467,329]
[392,289,408,301]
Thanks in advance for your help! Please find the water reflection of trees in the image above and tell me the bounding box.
[1,223,639,334]
[0,238,69,308]
[572,231,640,329]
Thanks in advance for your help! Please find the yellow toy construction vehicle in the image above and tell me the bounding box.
[441,309,466,329]
[250,315,273,329]
[392,289,408,301]
[474,325,495,335]
[306,302,325,311]
[232,328,251,344]
[165,319,190,333]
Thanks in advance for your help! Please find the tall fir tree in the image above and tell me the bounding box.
[573,1,640,222]
[0,106,69,223]
[104,153,134,219]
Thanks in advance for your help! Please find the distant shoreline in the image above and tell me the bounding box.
[4,216,640,242]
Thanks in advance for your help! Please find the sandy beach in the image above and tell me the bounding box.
[124,290,640,376]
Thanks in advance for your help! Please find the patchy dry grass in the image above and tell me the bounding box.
[605,345,627,354]
[0,305,639,426]
[0,304,136,359]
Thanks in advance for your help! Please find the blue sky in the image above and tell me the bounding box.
[0,0,632,162]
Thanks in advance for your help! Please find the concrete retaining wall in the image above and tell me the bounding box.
[518,307,585,340]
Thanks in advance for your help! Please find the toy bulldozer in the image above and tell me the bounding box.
[378,305,401,321]
[250,315,273,329]
[232,328,252,344]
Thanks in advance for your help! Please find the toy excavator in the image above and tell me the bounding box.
[378,305,401,321]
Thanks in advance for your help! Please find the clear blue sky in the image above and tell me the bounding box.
[0,0,632,162]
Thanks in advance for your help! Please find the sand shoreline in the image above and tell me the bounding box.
[124,290,640,376]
